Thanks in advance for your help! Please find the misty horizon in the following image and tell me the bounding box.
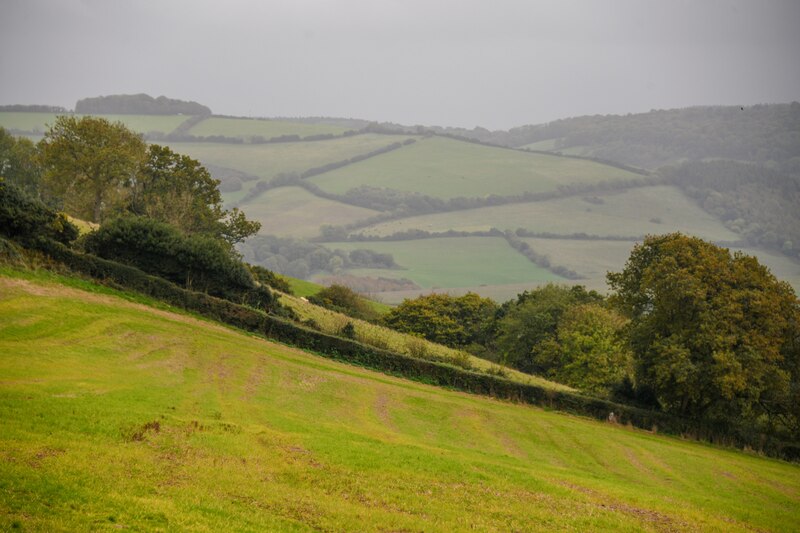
[2,0,799,129]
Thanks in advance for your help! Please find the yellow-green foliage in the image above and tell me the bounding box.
[1,269,799,531]
[279,291,566,391]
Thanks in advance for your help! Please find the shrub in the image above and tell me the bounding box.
[0,180,78,246]
[83,215,274,310]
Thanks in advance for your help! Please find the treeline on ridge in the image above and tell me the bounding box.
[75,93,212,115]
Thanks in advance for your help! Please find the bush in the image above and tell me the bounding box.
[308,284,379,321]
[0,180,78,245]
[84,216,274,310]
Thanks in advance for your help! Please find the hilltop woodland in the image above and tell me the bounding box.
[447,103,800,259]
[1,116,800,454]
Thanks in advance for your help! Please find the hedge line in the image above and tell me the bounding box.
[28,238,800,461]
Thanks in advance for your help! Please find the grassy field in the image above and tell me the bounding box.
[322,237,564,290]
[188,117,349,139]
[307,136,643,199]
[520,138,562,151]
[1,270,799,531]
[277,291,542,387]
[0,112,188,135]
[241,186,379,239]
[165,134,412,181]
[519,239,800,293]
[359,185,740,242]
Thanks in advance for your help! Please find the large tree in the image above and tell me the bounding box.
[39,116,147,222]
[130,144,259,245]
[496,284,603,372]
[382,292,497,348]
[608,233,800,430]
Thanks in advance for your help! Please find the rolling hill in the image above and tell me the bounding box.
[2,108,798,301]
[2,268,799,531]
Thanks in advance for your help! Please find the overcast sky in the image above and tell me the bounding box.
[1,0,798,129]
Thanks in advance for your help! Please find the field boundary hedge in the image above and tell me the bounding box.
[23,237,800,461]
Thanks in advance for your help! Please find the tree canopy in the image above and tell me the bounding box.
[608,233,800,432]
[39,116,146,222]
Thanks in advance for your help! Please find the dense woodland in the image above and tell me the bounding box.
[74,93,212,116]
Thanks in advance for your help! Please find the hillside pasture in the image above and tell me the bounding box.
[0,112,188,135]
[164,134,412,181]
[188,116,350,139]
[307,136,643,199]
[321,237,564,291]
[243,186,379,238]
[359,185,740,242]
[1,271,799,531]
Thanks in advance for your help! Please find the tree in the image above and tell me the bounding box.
[39,116,147,222]
[608,233,800,429]
[130,144,260,245]
[308,284,379,322]
[382,293,497,347]
[533,304,632,396]
[0,128,41,198]
[496,284,603,372]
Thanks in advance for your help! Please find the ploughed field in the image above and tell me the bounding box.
[1,269,799,531]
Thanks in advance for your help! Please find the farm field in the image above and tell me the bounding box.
[307,136,643,199]
[243,186,379,238]
[359,185,740,242]
[2,270,799,531]
[520,138,562,151]
[188,116,350,139]
[165,134,413,181]
[321,237,564,291]
[0,112,188,135]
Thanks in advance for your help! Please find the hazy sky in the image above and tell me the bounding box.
[1,0,798,129]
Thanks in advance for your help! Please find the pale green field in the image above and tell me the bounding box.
[307,136,643,199]
[165,134,412,181]
[1,271,799,531]
[322,237,564,290]
[189,116,349,139]
[522,238,636,292]
[516,239,800,294]
[0,112,188,135]
[360,185,740,242]
[244,186,379,238]
[520,138,561,150]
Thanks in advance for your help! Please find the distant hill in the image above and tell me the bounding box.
[75,93,211,115]
[482,103,800,170]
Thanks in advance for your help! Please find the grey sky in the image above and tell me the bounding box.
[1,0,798,129]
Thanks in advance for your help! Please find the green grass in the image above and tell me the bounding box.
[242,186,379,238]
[1,271,799,531]
[0,112,188,135]
[164,134,412,181]
[307,136,643,199]
[520,138,562,150]
[361,185,740,242]
[189,117,349,139]
[286,276,325,298]
[322,237,564,290]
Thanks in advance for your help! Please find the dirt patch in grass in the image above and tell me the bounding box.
[555,480,690,532]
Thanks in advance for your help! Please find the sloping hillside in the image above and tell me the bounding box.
[1,269,799,531]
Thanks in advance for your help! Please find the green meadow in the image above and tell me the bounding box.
[322,237,564,290]
[165,134,411,181]
[0,112,188,135]
[188,116,349,139]
[240,186,378,238]
[1,270,799,531]
[359,186,740,242]
[307,136,642,199]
